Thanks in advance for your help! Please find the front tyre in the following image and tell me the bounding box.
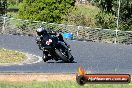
[42,54,48,62]
[69,56,74,62]
[55,49,72,62]
[42,51,49,62]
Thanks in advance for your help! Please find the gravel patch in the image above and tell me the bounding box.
[0,73,75,82]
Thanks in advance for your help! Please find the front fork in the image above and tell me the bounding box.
[42,51,49,60]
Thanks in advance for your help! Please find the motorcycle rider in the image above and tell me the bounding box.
[36,27,70,62]
[36,27,51,62]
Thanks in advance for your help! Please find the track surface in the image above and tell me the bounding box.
[0,34,132,73]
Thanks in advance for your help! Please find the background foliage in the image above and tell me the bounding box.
[18,0,75,23]
[2,0,132,31]
[94,0,132,31]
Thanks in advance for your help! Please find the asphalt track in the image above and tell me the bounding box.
[0,34,132,74]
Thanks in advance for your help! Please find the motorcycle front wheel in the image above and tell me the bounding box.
[55,48,74,63]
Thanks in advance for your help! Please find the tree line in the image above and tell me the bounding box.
[2,0,132,31]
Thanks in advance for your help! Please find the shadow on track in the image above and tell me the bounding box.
[46,60,77,63]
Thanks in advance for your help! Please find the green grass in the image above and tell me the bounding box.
[7,12,18,18]
[0,81,131,88]
[7,3,19,18]
[8,4,19,9]
[74,4,100,27]
[0,48,26,63]
[7,4,19,18]
[76,4,100,19]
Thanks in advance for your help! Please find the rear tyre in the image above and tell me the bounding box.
[67,50,74,62]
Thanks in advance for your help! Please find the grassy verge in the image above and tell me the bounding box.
[0,48,26,63]
[0,81,131,88]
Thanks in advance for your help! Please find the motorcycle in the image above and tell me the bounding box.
[36,35,74,63]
